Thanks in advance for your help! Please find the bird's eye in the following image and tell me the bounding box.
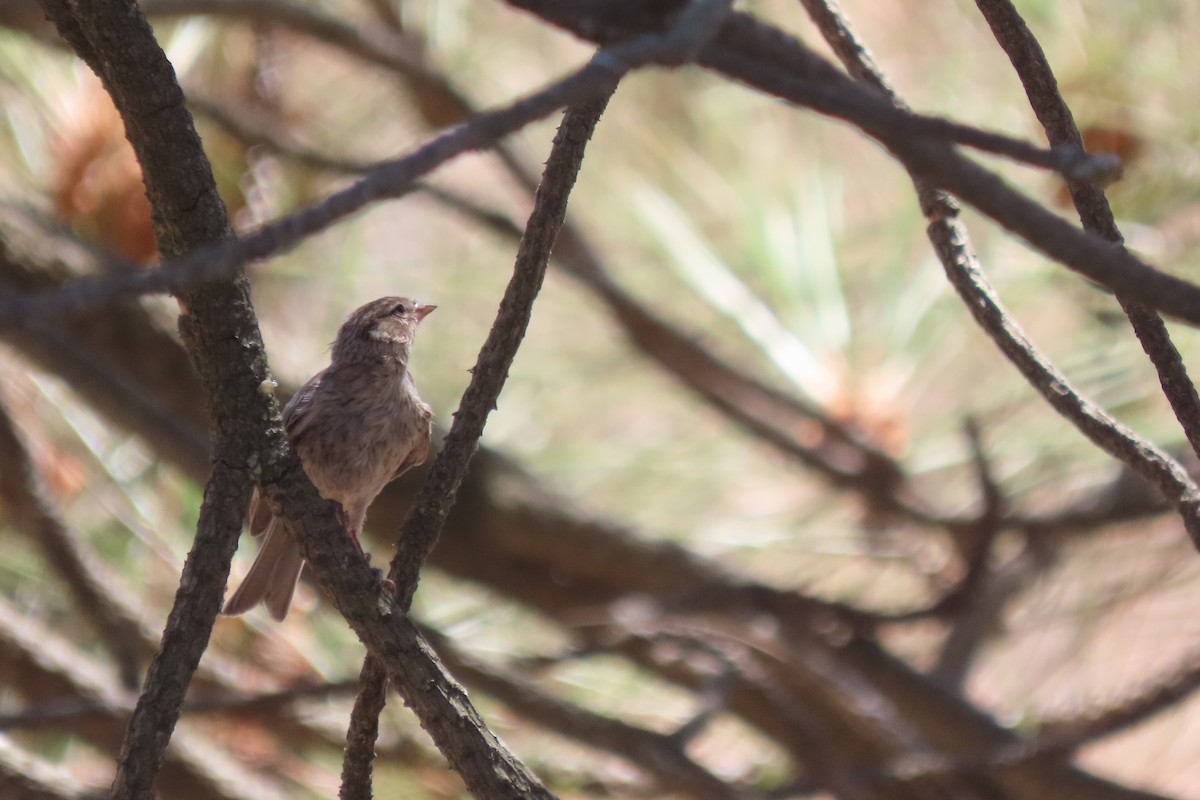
[392,303,409,317]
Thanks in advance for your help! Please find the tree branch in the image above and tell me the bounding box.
[190,86,933,530]
[340,88,616,798]
[36,1,280,797]
[0,19,682,325]
[340,6,742,792]
[974,0,1200,481]
[775,0,1200,545]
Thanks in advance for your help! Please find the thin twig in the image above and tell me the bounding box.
[929,222,1200,542]
[5,10,1194,327]
[974,0,1200,482]
[338,658,388,800]
[188,94,529,236]
[388,94,610,607]
[191,88,932,528]
[783,1,1200,545]
[340,86,618,800]
[37,3,271,800]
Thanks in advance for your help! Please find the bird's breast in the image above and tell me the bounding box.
[295,371,431,505]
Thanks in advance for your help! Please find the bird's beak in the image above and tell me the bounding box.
[413,303,437,322]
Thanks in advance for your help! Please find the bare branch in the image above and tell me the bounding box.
[190,88,935,532]
[37,2,276,799]
[338,658,389,800]
[388,97,615,607]
[777,1,1200,545]
[974,0,1200,481]
[344,68,618,800]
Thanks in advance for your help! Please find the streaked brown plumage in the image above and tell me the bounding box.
[222,297,435,620]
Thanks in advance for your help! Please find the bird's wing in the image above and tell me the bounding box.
[248,486,272,536]
[392,425,432,481]
[391,372,432,481]
[282,368,326,445]
[247,370,327,536]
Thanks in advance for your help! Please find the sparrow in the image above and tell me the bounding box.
[222,296,435,620]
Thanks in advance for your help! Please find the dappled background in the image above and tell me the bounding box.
[3,0,1200,797]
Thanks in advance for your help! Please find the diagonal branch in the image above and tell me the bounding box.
[341,7,743,793]
[387,96,614,609]
[0,15,708,326]
[776,0,1200,545]
[4,8,1195,328]
[36,3,280,800]
[974,0,1200,478]
[341,87,617,800]
[191,87,930,528]
[343,5,750,794]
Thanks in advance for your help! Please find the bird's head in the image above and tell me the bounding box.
[331,296,436,366]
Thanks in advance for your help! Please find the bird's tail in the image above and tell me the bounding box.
[221,519,305,621]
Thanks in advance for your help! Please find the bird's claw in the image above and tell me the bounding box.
[370,567,397,596]
[333,503,366,553]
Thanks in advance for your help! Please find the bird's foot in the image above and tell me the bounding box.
[370,567,397,596]
[333,503,365,553]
